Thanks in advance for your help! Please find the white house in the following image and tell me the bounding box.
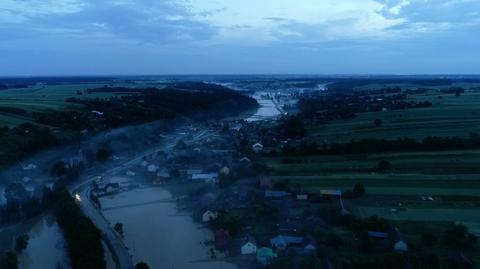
[394,240,408,252]
[240,157,251,163]
[241,235,257,255]
[147,164,159,173]
[192,173,219,183]
[252,143,264,153]
[202,210,218,222]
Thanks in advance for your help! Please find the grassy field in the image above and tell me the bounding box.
[308,89,480,143]
[268,84,480,237]
[0,82,166,126]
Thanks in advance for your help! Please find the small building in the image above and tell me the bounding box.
[240,157,251,163]
[220,166,230,176]
[192,173,219,183]
[265,190,287,199]
[391,228,408,252]
[22,163,37,170]
[252,142,264,153]
[296,194,308,200]
[302,235,317,254]
[202,210,218,222]
[147,164,159,173]
[320,190,342,197]
[215,229,230,250]
[256,247,277,266]
[126,170,136,176]
[270,235,303,250]
[259,177,272,189]
[240,235,257,255]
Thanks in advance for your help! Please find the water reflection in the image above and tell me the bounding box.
[101,188,237,269]
[19,214,70,269]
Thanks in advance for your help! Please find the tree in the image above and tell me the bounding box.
[353,184,366,197]
[422,231,438,247]
[444,224,477,250]
[374,119,383,126]
[135,262,150,269]
[2,251,18,269]
[15,234,29,254]
[377,160,391,172]
[50,161,67,177]
[96,147,110,162]
[114,222,124,236]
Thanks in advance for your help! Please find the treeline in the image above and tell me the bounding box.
[0,123,59,168]
[268,134,480,156]
[54,87,257,130]
[54,188,106,269]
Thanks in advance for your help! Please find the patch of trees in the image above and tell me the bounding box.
[0,106,28,115]
[298,92,432,122]
[279,115,306,138]
[53,188,106,269]
[0,251,18,269]
[0,184,54,226]
[59,87,258,130]
[0,123,59,168]
[268,134,480,157]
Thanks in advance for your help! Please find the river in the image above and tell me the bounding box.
[100,187,237,269]
[17,214,70,269]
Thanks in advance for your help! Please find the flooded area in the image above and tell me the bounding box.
[100,187,237,269]
[247,92,282,121]
[18,214,70,269]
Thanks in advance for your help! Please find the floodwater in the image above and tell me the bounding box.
[100,188,237,269]
[247,92,282,121]
[18,214,70,269]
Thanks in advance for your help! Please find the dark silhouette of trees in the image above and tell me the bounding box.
[135,262,150,269]
[443,225,477,250]
[377,160,391,172]
[114,222,124,236]
[14,235,29,254]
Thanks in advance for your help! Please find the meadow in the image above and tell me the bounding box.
[267,83,480,236]
[308,86,480,143]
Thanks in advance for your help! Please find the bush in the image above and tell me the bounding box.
[377,160,391,172]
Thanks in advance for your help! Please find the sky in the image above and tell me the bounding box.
[0,0,479,76]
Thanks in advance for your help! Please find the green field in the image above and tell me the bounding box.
[0,82,166,126]
[308,89,480,143]
[267,84,480,237]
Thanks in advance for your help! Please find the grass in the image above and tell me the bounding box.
[308,89,480,143]
[0,82,158,126]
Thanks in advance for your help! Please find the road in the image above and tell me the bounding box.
[68,127,211,269]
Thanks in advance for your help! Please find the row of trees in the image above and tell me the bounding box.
[268,134,480,157]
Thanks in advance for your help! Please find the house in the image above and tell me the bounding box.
[192,173,219,183]
[256,247,277,266]
[265,190,287,199]
[302,235,317,254]
[215,229,230,249]
[240,235,257,255]
[252,142,264,153]
[259,177,272,189]
[240,157,251,163]
[270,235,303,250]
[126,170,136,176]
[220,166,230,176]
[147,164,159,173]
[202,210,218,222]
[22,163,37,170]
[140,160,149,167]
[391,228,408,252]
[296,194,308,200]
[320,190,342,197]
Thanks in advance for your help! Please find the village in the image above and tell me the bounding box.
[78,117,422,269]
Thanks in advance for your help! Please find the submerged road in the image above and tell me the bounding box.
[68,127,211,269]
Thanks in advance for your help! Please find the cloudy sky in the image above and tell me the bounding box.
[1,0,479,75]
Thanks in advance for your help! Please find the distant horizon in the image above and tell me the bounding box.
[2,73,480,79]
